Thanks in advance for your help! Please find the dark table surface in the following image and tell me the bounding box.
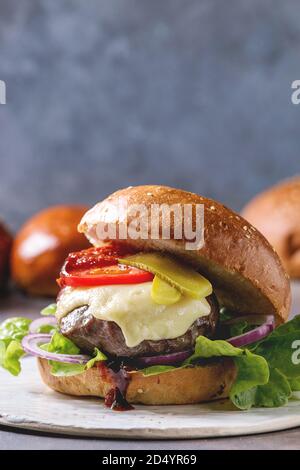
[0,285,300,450]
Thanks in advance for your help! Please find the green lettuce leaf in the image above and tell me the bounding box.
[0,340,25,376]
[43,332,107,377]
[268,315,300,338]
[0,317,31,375]
[49,360,85,377]
[229,351,269,409]
[37,324,57,334]
[184,336,244,364]
[42,331,86,377]
[139,337,240,377]
[43,331,79,355]
[255,368,291,407]
[183,337,269,410]
[254,331,300,379]
[86,348,107,369]
[0,317,31,346]
[40,303,57,316]
[249,315,300,352]
[248,314,300,398]
[193,320,300,409]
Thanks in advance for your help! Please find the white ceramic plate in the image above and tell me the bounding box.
[0,357,300,439]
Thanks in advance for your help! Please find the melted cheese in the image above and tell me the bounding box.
[56,282,211,348]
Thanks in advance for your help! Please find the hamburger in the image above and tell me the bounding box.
[1,186,300,411]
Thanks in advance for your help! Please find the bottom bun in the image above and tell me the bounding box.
[37,357,237,405]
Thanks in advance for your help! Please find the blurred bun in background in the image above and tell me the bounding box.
[0,222,12,291]
[242,177,300,279]
[11,205,90,297]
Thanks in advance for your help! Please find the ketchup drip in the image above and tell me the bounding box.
[105,388,133,411]
[98,360,134,411]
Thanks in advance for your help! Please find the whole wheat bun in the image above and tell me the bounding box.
[242,177,300,279]
[79,185,290,324]
[11,205,90,296]
[38,357,236,405]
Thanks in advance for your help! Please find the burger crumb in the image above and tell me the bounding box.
[137,388,144,394]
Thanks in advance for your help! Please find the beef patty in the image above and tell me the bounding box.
[59,294,219,357]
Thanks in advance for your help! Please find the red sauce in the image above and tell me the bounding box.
[61,244,137,275]
[98,361,134,411]
[105,388,134,411]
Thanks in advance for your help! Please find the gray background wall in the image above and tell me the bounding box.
[0,0,299,231]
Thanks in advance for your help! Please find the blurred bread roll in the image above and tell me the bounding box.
[0,222,12,290]
[11,205,90,296]
[242,177,300,278]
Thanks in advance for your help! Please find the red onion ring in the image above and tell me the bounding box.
[21,334,90,364]
[137,350,192,366]
[29,317,57,333]
[227,316,275,348]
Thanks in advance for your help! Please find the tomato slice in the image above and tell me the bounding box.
[58,244,153,288]
[59,266,154,288]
